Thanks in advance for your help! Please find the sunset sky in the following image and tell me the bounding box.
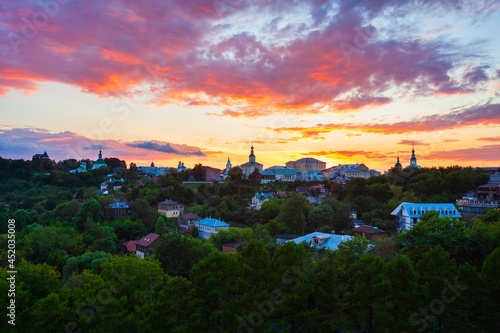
[1,0,500,172]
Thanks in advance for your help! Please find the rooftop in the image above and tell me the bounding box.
[136,233,161,247]
[197,218,230,227]
[289,232,353,251]
[121,240,137,252]
[289,158,326,164]
[276,234,299,240]
[33,151,49,158]
[241,161,263,166]
[255,193,274,199]
[108,202,130,209]
[181,212,203,220]
[266,166,298,171]
[326,163,364,170]
[391,202,462,218]
[158,200,181,205]
[478,183,500,189]
[352,225,385,234]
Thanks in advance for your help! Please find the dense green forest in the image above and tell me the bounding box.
[0,156,499,332]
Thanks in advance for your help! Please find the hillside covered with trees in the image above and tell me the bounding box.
[0,156,499,332]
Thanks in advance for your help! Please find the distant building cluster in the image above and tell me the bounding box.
[35,143,428,183]
[392,145,421,171]
[216,145,384,183]
[129,144,389,183]
[456,180,500,214]
[69,148,108,173]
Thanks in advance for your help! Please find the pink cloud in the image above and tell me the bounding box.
[425,144,500,162]
[0,0,496,117]
[0,127,216,163]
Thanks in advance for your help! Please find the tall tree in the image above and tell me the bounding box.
[192,163,203,181]
[397,212,473,263]
[76,198,104,225]
[332,202,353,234]
[416,245,457,332]
[384,254,421,332]
[155,232,216,278]
[228,166,243,182]
[482,247,500,327]
[308,204,334,232]
[347,254,391,332]
[273,193,311,235]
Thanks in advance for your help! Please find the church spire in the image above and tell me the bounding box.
[394,152,402,170]
[249,145,255,163]
[410,145,417,167]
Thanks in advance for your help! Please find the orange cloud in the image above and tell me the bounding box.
[474,136,500,142]
[303,150,389,161]
[271,103,500,138]
[100,48,143,65]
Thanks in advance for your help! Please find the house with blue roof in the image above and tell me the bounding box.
[195,218,230,239]
[391,202,461,232]
[257,170,277,183]
[297,170,324,181]
[264,166,298,181]
[250,193,275,210]
[285,232,352,251]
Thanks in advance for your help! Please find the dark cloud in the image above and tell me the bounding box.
[0,127,208,160]
[463,66,489,85]
[127,141,205,156]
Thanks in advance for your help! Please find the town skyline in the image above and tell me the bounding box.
[2,134,499,173]
[1,1,500,171]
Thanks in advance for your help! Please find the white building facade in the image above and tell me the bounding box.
[391,202,461,232]
[196,218,230,239]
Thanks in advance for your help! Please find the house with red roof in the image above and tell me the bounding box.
[178,212,203,230]
[135,233,162,258]
[120,240,137,255]
[350,225,386,242]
